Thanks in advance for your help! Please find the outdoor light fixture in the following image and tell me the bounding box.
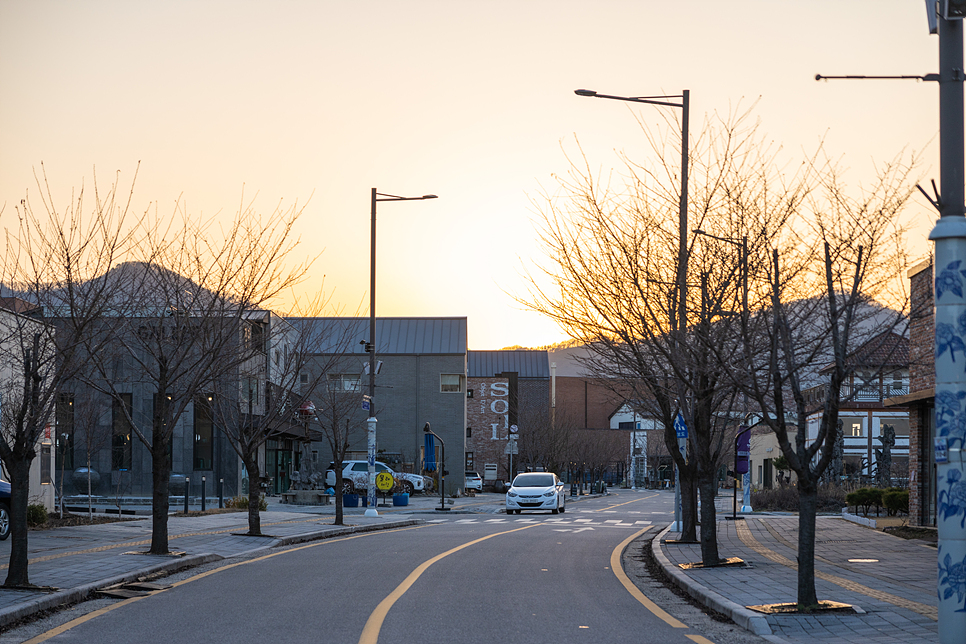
[365,188,437,517]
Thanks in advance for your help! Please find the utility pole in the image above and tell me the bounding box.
[929,6,966,641]
[817,5,965,636]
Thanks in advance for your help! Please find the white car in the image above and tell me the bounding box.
[465,471,483,492]
[325,461,426,495]
[505,472,566,514]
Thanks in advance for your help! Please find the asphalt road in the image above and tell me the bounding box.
[8,492,741,644]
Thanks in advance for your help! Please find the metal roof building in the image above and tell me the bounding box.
[291,317,467,355]
[467,350,550,379]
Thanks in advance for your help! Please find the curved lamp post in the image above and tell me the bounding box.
[423,422,447,512]
[366,190,437,517]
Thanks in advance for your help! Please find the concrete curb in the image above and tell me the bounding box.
[651,524,773,637]
[0,553,221,630]
[0,518,421,630]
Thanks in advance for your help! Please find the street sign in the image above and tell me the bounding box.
[509,424,518,434]
[936,437,949,464]
[362,394,371,411]
[674,412,688,439]
[505,438,518,455]
[375,472,394,491]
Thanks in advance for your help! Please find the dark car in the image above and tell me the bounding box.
[0,479,9,540]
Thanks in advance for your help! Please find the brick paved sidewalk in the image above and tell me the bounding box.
[0,510,419,629]
[655,512,938,644]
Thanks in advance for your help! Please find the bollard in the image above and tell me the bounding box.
[218,478,224,509]
[184,477,190,514]
[201,476,206,512]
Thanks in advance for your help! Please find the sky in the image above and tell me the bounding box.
[0,1,944,349]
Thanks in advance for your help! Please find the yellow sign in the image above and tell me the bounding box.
[375,472,395,492]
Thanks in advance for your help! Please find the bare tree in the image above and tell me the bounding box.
[525,108,798,563]
[82,195,311,554]
[305,352,369,526]
[0,167,138,586]
[734,152,917,609]
[209,307,355,535]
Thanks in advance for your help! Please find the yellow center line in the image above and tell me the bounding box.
[610,526,687,629]
[23,524,429,644]
[735,519,937,620]
[357,523,539,644]
[594,493,658,512]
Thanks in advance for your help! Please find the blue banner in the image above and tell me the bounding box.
[424,433,436,471]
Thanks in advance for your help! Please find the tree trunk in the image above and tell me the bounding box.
[796,478,820,609]
[698,477,720,565]
[333,456,344,526]
[244,455,262,536]
[150,435,171,555]
[3,460,32,587]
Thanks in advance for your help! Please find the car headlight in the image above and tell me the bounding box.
[507,491,518,497]
[543,491,556,497]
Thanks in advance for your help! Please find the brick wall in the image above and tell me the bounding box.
[466,377,515,482]
[907,260,934,526]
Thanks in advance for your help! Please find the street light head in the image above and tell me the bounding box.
[693,228,705,235]
[423,422,431,433]
[574,89,598,97]
[422,194,438,200]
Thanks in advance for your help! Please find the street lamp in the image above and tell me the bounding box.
[423,422,447,512]
[367,189,437,517]
[575,88,690,337]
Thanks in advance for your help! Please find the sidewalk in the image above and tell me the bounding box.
[652,495,938,644]
[0,491,501,630]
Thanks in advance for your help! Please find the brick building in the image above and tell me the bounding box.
[886,259,936,525]
[466,350,549,485]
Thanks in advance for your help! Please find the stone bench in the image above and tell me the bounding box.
[282,490,331,505]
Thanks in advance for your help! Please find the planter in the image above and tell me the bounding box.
[393,493,410,507]
[342,494,360,507]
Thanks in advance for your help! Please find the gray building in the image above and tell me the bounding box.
[297,317,468,495]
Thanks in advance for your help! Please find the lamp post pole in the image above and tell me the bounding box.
[423,423,446,511]
[367,189,437,517]
[931,11,966,641]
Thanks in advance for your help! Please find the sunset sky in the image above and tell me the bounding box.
[0,1,943,349]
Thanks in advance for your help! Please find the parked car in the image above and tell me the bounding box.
[505,472,566,515]
[464,471,483,492]
[325,461,426,495]
[0,479,10,540]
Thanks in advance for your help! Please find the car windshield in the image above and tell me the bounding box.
[512,473,554,488]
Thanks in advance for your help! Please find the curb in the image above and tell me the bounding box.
[0,518,421,630]
[651,524,773,637]
[0,553,221,630]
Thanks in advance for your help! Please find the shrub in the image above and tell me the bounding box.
[751,483,847,513]
[846,487,887,516]
[226,495,268,511]
[26,503,48,527]
[882,489,909,516]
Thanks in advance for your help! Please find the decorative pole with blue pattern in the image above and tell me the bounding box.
[930,7,966,642]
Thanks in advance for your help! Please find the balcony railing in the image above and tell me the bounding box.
[803,383,909,406]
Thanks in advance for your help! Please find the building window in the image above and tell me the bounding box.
[241,378,260,407]
[883,418,910,437]
[440,374,463,393]
[466,427,472,439]
[300,373,309,384]
[112,393,133,471]
[327,374,360,392]
[465,452,474,469]
[56,393,74,474]
[194,395,214,471]
[843,418,864,437]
